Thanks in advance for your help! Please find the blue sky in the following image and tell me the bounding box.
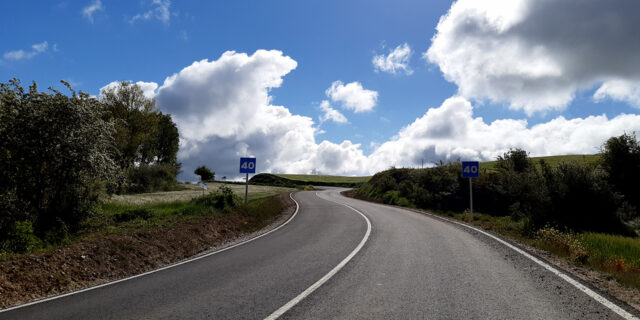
[3,0,640,180]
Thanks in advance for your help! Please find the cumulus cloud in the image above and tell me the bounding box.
[103,50,640,180]
[152,50,369,180]
[3,41,49,61]
[100,81,159,100]
[319,100,348,124]
[594,79,640,108]
[130,0,172,25]
[325,81,378,113]
[425,0,640,115]
[82,0,104,23]
[367,96,640,172]
[373,43,413,75]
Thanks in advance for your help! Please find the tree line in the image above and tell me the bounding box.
[357,133,640,237]
[0,79,180,252]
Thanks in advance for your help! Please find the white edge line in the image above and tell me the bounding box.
[0,192,301,314]
[419,210,639,320]
[264,191,372,320]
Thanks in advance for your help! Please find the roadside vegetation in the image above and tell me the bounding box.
[0,78,294,260]
[354,133,640,288]
[0,79,184,255]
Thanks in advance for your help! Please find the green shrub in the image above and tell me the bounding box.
[0,79,118,244]
[114,209,154,223]
[1,220,42,253]
[357,147,635,236]
[191,186,239,210]
[601,133,640,220]
[124,163,180,194]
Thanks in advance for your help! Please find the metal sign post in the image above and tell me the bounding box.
[239,157,256,205]
[461,161,479,220]
[469,177,473,215]
[199,181,207,196]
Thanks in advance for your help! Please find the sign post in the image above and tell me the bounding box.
[199,181,208,196]
[239,157,256,205]
[461,161,479,220]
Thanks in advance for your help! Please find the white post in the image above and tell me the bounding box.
[245,173,249,205]
[469,177,473,220]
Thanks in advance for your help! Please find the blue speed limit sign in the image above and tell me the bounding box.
[462,161,479,178]
[239,157,256,174]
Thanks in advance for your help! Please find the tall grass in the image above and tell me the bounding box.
[581,233,640,268]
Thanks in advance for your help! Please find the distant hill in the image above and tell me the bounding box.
[250,173,371,188]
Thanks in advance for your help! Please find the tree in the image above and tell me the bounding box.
[601,133,640,219]
[0,79,118,247]
[496,148,532,173]
[194,166,215,182]
[99,81,180,193]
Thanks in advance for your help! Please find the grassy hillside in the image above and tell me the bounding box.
[250,173,370,188]
[109,182,294,205]
[273,174,370,184]
[481,154,600,172]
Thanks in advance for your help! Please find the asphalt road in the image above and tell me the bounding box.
[1,189,636,319]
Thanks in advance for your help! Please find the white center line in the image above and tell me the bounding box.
[264,191,372,320]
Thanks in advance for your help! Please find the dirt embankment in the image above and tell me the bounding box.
[0,193,296,309]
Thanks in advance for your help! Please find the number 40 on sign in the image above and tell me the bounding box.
[239,157,256,173]
[462,161,479,178]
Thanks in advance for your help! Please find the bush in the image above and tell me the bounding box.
[357,147,635,236]
[601,133,640,220]
[114,209,154,223]
[0,79,118,246]
[125,163,180,194]
[191,186,239,210]
[0,220,42,254]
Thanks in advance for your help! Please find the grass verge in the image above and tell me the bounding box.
[457,213,640,290]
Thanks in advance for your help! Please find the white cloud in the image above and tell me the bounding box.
[319,100,348,124]
[3,41,49,61]
[425,0,640,115]
[82,0,104,23]
[105,50,640,180]
[130,0,171,25]
[373,43,413,75]
[367,96,640,172]
[326,81,378,113]
[594,79,640,108]
[100,81,159,100]
[152,50,369,180]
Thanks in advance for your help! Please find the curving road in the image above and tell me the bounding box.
[1,188,637,319]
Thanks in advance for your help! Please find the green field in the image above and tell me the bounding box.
[273,174,371,184]
[481,154,601,172]
[108,182,295,205]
